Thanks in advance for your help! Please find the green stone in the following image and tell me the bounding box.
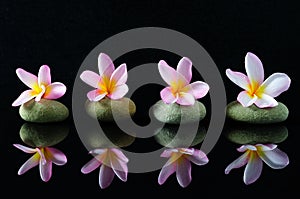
[225,124,288,144]
[152,100,206,124]
[154,124,206,147]
[20,123,69,147]
[19,99,69,123]
[85,97,136,122]
[82,122,135,148]
[226,101,288,124]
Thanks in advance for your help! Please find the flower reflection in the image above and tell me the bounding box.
[13,144,67,182]
[225,144,289,185]
[158,148,208,188]
[81,148,129,189]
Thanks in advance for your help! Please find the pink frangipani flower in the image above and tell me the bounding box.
[158,57,209,106]
[13,144,67,182]
[80,53,128,101]
[158,148,209,188]
[12,65,67,106]
[225,144,289,185]
[81,148,129,189]
[226,52,291,108]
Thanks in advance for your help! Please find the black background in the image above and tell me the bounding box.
[1,0,299,198]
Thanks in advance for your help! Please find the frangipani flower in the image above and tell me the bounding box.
[158,57,209,106]
[13,144,67,182]
[12,65,67,106]
[158,148,209,188]
[80,53,128,101]
[225,144,289,185]
[226,52,291,108]
[81,148,129,189]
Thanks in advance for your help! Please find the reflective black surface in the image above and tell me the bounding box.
[1,0,299,197]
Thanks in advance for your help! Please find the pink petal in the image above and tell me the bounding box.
[87,89,107,101]
[225,69,250,91]
[255,144,277,151]
[245,52,264,86]
[46,147,67,165]
[160,149,176,158]
[225,151,249,174]
[188,81,209,99]
[89,149,107,155]
[16,68,38,89]
[243,152,263,185]
[110,157,128,182]
[39,159,52,182]
[43,82,66,99]
[237,145,257,152]
[13,144,36,153]
[12,90,36,107]
[259,73,291,97]
[110,148,129,163]
[158,60,188,88]
[237,91,257,107]
[81,158,102,174]
[186,149,209,166]
[107,84,128,100]
[177,57,192,83]
[18,153,39,175]
[99,165,115,189]
[38,65,51,86]
[158,162,176,185]
[160,87,178,104]
[254,93,278,108]
[98,53,115,78]
[110,64,127,86]
[176,92,195,106]
[80,70,101,88]
[176,158,192,188]
[257,148,289,169]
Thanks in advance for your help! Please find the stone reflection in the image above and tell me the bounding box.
[14,122,69,182]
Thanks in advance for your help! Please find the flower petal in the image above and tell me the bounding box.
[254,93,278,108]
[237,91,257,107]
[255,144,277,151]
[158,60,188,89]
[177,57,192,83]
[46,147,67,166]
[110,156,128,182]
[39,159,52,182]
[158,162,176,185]
[43,82,66,99]
[245,52,264,86]
[188,81,209,99]
[225,151,249,174]
[186,149,209,166]
[237,145,257,152]
[176,92,195,106]
[81,158,102,174]
[225,69,250,91]
[98,53,115,77]
[160,149,176,158]
[18,153,39,175]
[99,165,115,189]
[13,144,36,153]
[160,87,178,104]
[35,85,46,102]
[89,149,107,155]
[87,89,107,101]
[257,148,289,169]
[110,64,128,86]
[80,70,101,88]
[243,152,263,185]
[16,68,38,89]
[38,65,51,86]
[107,84,128,100]
[259,73,291,97]
[12,90,36,107]
[110,148,129,163]
[176,158,192,188]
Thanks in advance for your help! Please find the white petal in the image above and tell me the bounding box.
[188,81,209,99]
[243,152,263,185]
[245,52,264,86]
[110,64,128,86]
[254,94,278,108]
[237,91,257,107]
[176,92,195,106]
[160,87,178,104]
[259,73,291,97]
[98,53,115,77]
[38,65,51,86]
[258,148,289,169]
[226,69,250,91]
[107,84,128,100]
[225,151,249,174]
[80,70,101,88]
[177,57,192,83]
[16,68,38,89]
[12,90,36,106]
